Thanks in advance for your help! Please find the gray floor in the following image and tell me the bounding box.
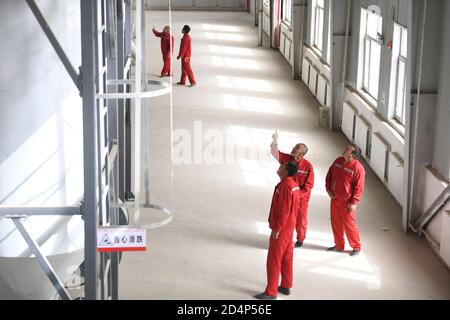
[118,10,450,299]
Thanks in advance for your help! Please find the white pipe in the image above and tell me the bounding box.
[408,0,427,232]
[299,0,306,73]
[338,0,352,131]
[134,0,142,224]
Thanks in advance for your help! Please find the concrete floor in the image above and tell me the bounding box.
[118,10,450,299]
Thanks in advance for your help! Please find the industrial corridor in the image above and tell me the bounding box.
[1,0,450,303]
[117,10,450,299]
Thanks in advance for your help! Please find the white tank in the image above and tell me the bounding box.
[0,0,84,299]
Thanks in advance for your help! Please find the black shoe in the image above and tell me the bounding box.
[188,83,196,87]
[254,292,277,300]
[176,82,185,85]
[278,286,291,296]
[327,246,343,252]
[294,241,303,248]
[350,249,360,257]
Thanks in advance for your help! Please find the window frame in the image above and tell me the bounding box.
[360,9,383,103]
[393,26,407,124]
[282,0,292,24]
[312,0,325,52]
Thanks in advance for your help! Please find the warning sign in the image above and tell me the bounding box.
[97,227,146,252]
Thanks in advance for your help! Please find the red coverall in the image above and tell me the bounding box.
[153,30,174,77]
[178,33,196,85]
[265,177,300,297]
[325,157,365,250]
[271,149,315,243]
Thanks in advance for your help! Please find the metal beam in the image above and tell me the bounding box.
[11,217,71,300]
[81,0,99,300]
[416,184,450,235]
[0,206,81,216]
[25,0,80,91]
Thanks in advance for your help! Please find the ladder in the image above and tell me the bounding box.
[81,0,131,300]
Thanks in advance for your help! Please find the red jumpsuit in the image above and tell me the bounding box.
[178,33,196,85]
[325,157,365,250]
[153,30,174,77]
[265,177,300,297]
[271,148,315,243]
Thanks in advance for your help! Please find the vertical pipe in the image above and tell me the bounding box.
[81,0,99,300]
[408,0,428,233]
[134,0,142,223]
[337,0,352,131]
[258,0,263,46]
[118,0,126,201]
[299,0,306,76]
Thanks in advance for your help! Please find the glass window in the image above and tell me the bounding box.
[282,0,292,23]
[311,0,325,52]
[360,8,383,101]
[393,24,407,124]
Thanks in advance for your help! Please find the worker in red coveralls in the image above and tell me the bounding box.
[176,25,196,87]
[325,144,366,257]
[152,26,174,77]
[270,130,314,248]
[255,162,301,300]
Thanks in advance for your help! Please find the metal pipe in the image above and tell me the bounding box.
[407,0,427,233]
[299,0,306,76]
[11,217,72,300]
[338,0,352,131]
[0,206,81,216]
[258,0,263,46]
[80,0,99,300]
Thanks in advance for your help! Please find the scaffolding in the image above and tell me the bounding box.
[0,0,173,300]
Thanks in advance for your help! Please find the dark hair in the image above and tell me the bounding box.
[286,162,298,177]
[182,25,191,33]
[351,144,362,159]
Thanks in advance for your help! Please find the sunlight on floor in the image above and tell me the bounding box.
[222,94,284,115]
[205,32,244,41]
[216,76,273,92]
[208,45,253,56]
[202,24,240,32]
[211,56,259,70]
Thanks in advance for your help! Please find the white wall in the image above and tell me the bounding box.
[0,0,84,298]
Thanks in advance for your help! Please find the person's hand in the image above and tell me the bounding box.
[272,130,278,145]
[270,230,279,240]
[328,191,336,199]
[152,27,156,32]
[177,56,180,60]
[348,203,357,213]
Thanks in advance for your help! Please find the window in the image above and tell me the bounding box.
[282,0,292,24]
[360,8,383,101]
[393,24,407,124]
[311,0,324,51]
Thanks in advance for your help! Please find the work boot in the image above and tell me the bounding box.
[294,241,303,248]
[254,292,277,300]
[278,286,291,296]
[327,246,343,252]
[350,249,361,257]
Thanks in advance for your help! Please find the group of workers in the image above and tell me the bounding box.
[152,25,196,87]
[255,131,366,300]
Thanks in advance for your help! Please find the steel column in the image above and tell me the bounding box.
[81,0,100,300]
